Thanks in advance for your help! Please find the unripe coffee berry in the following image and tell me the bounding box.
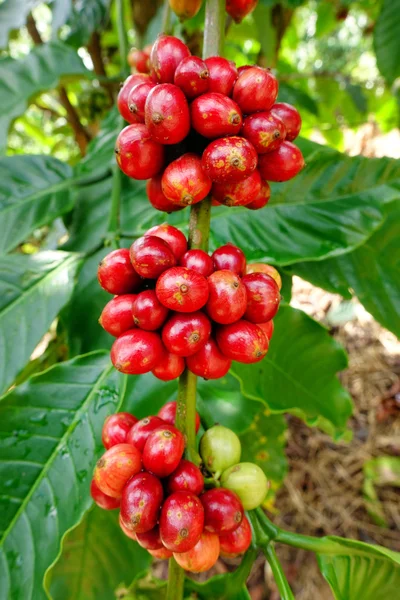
[200,425,241,477]
[120,472,164,533]
[143,424,185,477]
[220,462,269,510]
[160,491,204,552]
[94,443,142,498]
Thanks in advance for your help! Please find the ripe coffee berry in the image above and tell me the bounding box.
[186,338,231,379]
[206,270,247,324]
[158,401,201,433]
[128,48,150,73]
[152,350,185,381]
[212,169,262,207]
[167,459,204,495]
[119,514,138,540]
[246,262,282,289]
[98,249,141,295]
[136,526,163,550]
[127,415,165,451]
[173,531,220,573]
[115,124,165,180]
[162,311,211,356]
[160,491,204,552]
[226,0,258,23]
[162,153,212,207]
[120,472,164,533]
[179,249,214,277]
[271,102,302,141]
[201,488,244,534]
[258,319,274,341]
[132,290,169,330]
[258,141,305,182]
[174,56,209,99]
[190,93,243,139]
[156,267,209,312]
[221,462,269,510]
[94,443,142,498]
[102,412,138,449]
[200,425,241,476]
[146,175,182,213]
[242,111,286,154]
[202,136,258,183]
[216,320,269,363]
[148,547,172,559]
[111,330,163,374]
[150,34,190,83]
[205,57,238,96]
[99,294,137,337]
[219,515,252,556]
[143,424,185,477]
[117,73,151,122]
[246,180,271,210]
[130,235,176,278]
[90,479,120,510]
[145,84,190,144]
[145,224,188,260]
[233,67,278,113]
[242,272,281,323]
[212,243,246,276]
[127,81,157,125]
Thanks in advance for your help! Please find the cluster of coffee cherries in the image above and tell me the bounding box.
[91,401,268,572]
[116,34,303,213]
[98,224,281,380]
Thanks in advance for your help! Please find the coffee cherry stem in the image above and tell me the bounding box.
[176,368,201,465]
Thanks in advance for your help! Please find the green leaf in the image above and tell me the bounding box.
[46,506,150,599]
[0,155,74,254]
[0,352,122,600]
[0,41,89,152]
[363,456,400,527]
[289,201,400,337]
[64,1,111,48]
[0,0,39,48]
[0,251,81,393]
[278,82,319,115]
[374,0,400,84]
[232,305,353,436]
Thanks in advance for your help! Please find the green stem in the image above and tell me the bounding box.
[166,557,185,600]
[116,0,129,78]
[162,0,172,34]
[265,543,295,600]
[175,368,201,465]
[255,506,279,540]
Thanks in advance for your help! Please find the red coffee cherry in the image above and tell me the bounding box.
[226,0,257,22]
[174,55,209,99]
[271,102,302,141]
[258,141,305,181]
[242,111,286,153]
[128,48,150,73]
[146,175,183,213]
[233,67,278,113]
[237,64,253,75]
[205,57,238,96]
[206,270,247,324]
[258,320,274,341]
[148,547,173,559]
[216,320,269,363]
[173,531,220,572]
[169,0,203,20]
[162,311,212,357]
[143,424,185,477]
[160,491,204,552]
[167,459,204,495]
[132,290,169,330]
[246,180,271,210]
[219,515,252,556]
[98,249,141,295]
[191,93,242,139]
[111,330,163,374]
[202,136,257,183]
[162,153,212,207]
[201,488,244,534]
[90,479,120,510]
[102,412,138,449]
[126,415,166,451]
[152,350,185,381]
[212,169,262,207]
[120,472,164,533]
[158,401,201,433]
[212,243,246,276]
[150,34,191,83]
[94,443,142,498]
[129,235,176,279]
[186,338,231,379]
[242,272,280,323]
[156,267,209,312]
[145,84,190,144]
[136,526,163,550]
[145,224,188,260]
[127,80,157,123]
[99,294,137,336]
[119,513,137,540]
[115,124,165,180]
[179,249,214,277]
[117,73,151,122]
[245,263,282,289]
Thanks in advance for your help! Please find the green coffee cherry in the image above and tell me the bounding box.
[220,462,269,510]
[200,425,241,478]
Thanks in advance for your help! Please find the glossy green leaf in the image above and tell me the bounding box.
[46,506,150,599]
[290,201,400,337]
[0,41,89,151]
[374,0,400,84]
[232,305,353,436]
[0,352,122,600]
[0,155,74,254]
[278,82,319,115]
[65,0,111,47]
[0,251,81,393]
[0,0,39,48]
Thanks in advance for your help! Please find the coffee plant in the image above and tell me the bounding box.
[0,0,399,599]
